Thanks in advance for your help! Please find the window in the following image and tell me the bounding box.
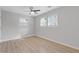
[48,15,58,26]
[40,14,58,27]
[40,17,47,27]
[19,18,29,35]
[19,18,28,26]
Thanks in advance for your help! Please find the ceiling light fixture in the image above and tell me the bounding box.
[25,6,40,16]
[30,11,35,15]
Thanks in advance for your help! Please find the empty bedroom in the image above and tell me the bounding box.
[0,6,79,53]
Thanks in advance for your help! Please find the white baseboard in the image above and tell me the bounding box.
[36,35,79,50]
[0,34,34,43]
[0,34,79,50]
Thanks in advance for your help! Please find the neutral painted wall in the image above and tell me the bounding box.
[0,9,1,39]
[1,10,34,41]
[35,7,79,48]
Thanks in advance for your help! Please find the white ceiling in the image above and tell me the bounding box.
[0,6,59,17]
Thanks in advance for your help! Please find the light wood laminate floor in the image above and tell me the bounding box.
[0,36,79,53]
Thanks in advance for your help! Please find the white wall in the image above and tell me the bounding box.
[1,10,34,41]
[35,7,79,48]
[0,9,1,39]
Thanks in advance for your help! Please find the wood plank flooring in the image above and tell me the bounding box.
[0,36,79,53]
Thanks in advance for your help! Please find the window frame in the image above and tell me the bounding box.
[40,14,58,27]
